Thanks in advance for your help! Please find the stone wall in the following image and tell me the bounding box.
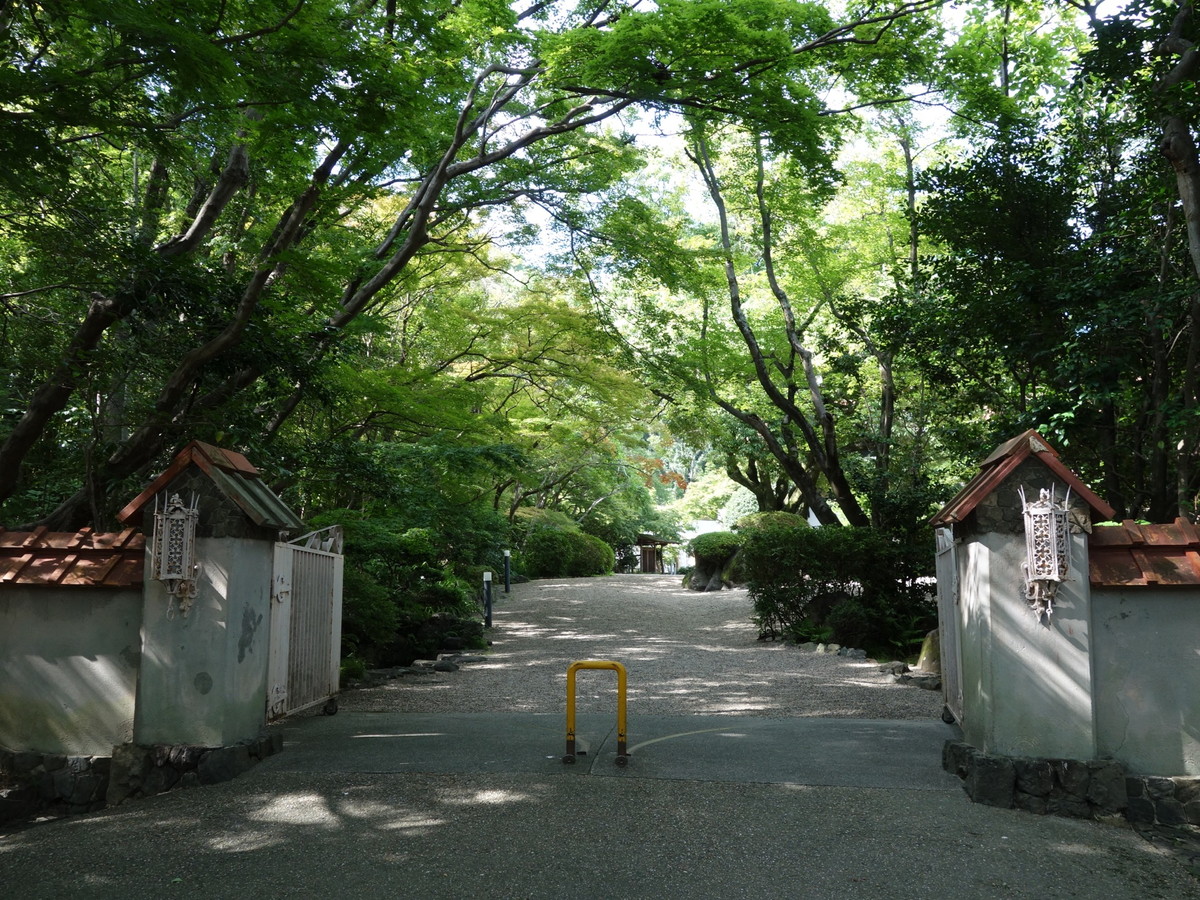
[967,458,1092,536]
[945,739,1200,827]
[1126,776,1200,826]
[944,740,1127,819]
[0,732,282,827]
[107,732,282,805]
[0,750,110,823]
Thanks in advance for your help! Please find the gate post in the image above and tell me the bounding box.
[266,543,293,720]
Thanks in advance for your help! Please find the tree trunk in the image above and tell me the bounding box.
[0,292,137,502]
[1160,116,1200,282]
[726,455,802,513]
[691,130,870,527]
[1179,293,1200,519]
[1154,10,1200,522]
[0,138,254,507]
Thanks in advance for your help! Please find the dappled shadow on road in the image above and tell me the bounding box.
[2,771,1196,899]
[3,578,1194,896]
[344,575,942,720]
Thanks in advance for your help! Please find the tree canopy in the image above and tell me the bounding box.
[3,0,1199,631]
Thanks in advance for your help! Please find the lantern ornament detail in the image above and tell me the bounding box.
[1019,485,1071,621]
[152,492,200,616]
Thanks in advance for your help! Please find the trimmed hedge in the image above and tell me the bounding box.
[521,528,615,578]
[735,511,809,532]
[687,530,743,566]
[568,532,616,577]
[740,522,934,655]
[683,530,746,591]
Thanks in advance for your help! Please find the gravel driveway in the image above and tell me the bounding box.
[340,574,944,721]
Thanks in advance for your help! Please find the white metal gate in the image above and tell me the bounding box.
[268,528,344,720]
[935,526,963,724]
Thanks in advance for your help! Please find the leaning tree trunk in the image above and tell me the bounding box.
[0,142,251,506]
[23,66,637,530]
[690,130,871,527]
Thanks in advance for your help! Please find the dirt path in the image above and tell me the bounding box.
[340,574,944,720]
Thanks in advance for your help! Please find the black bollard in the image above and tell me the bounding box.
[483,571,493,628]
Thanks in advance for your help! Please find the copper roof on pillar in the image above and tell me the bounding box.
[117,440,304,531]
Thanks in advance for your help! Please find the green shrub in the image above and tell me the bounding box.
[614,545,640,573]
[687,531,743,566]
[741,523,935,655]
[339,564,399,661]
[825,597,874,649]
[735,511,809,532]
[421,573,474,609]
[520,529,576,577]
[387,611,486,665]
[314,512,500,666]
[568,533,616,577]
[514,507,578,534]
[340,655,368,687]
[521,529,615,578]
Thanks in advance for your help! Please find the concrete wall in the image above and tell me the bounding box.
[1092,589,1200,776]
[0,588,142,756]
[956,538,987,749]
[955,531,1096,761]
[951,527,1200,777]
[134,536,272,747]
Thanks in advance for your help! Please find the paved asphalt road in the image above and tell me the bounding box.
[3,572,1199,898]
[2,706,1199,899]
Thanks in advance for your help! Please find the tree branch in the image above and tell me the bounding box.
[213,1,306,46]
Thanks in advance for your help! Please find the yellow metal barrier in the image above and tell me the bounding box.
[564,660,628,766]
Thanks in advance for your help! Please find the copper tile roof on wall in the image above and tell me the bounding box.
[0,527,145,588]
[117,440,304,531]
[1089,518,1200,588]
[930,429,1116,527]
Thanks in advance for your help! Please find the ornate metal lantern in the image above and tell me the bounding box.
[1019,485,1071,620]
[152,492,200,616]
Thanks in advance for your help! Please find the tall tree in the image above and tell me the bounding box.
[688,125,870,525]
[1,0,946,529]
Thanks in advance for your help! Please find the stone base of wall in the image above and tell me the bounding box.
[0,751,110,824]
[107,732,283,806]
[945,740,1200,827]
[0,732,282,827]
[944,740,1128,819]
[1125,776,1200,827]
